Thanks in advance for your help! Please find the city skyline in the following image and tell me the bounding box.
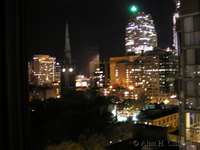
[27,0,176,76]
[4,0,200,150]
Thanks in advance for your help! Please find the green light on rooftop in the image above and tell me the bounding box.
[131,6,137,12]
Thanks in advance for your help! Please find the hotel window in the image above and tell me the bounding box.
[186,49,195,64]
[195,15,200,44]
[185,113,200,143]
[186,98,197,109]
[185,49,200,77]
[186,81,196,96]
[186,81,200,98]
[186,66,196,78]
[184,15,200,45]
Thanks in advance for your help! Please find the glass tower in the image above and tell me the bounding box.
[125,12,157,55]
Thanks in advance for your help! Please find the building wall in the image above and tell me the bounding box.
[147,113,179,129]
[115,62,128,86]
[141,53,178,102]
[109,49,178,103]
[109,55,139,86]
[178,0,200,149]
[180,0,200,15]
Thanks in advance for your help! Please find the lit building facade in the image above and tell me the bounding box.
[141,48,179,103]
[138,112,179,131]
[76,75,90,88]
[99,61,110,86]
[115,59,133,87]
[91,62,110,88]
[177,0,200,149]
[109,48,178,103]
[137,104,179,132]
[55,62,61,82]
[125,12,157,55]
[89,52,100,87]
[109,55,139,87]
[29,54,56,86]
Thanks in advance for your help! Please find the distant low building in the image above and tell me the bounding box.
[137,104,179,132]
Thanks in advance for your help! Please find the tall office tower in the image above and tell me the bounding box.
[140,48,179,103]
[178,0,200,149]
[29,55,56,86]
[125,12,157,55]
[61,22,76,96]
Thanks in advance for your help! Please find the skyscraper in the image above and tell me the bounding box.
[177,0,200,149]
[125,12,157,55]
[60,21,76,96]
[140,48,178,103]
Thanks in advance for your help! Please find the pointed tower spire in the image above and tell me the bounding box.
[64,20,72,65]
[61,20,76,97]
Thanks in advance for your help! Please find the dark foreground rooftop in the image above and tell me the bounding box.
[104,138,179,150]
[105,124,180,150]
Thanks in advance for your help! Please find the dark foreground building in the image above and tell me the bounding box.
[177,0,200,149]
[105,124,179,150]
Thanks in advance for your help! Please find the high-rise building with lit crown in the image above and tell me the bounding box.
[125,12,157,55]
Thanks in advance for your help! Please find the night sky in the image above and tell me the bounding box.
[27,0,176,76]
